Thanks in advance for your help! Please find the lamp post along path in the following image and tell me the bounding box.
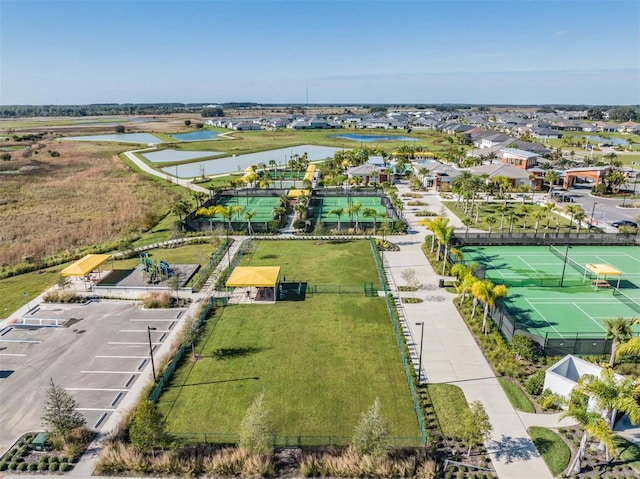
[147,326,157,382]
[415,322,425,384]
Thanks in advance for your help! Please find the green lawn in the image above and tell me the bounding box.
[498,378,535,413]
[528,427,570,477]
[615,435,640,473]
[157,240,421,443]
[426,383,470,438]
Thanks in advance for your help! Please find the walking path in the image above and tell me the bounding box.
[387,183,554,479]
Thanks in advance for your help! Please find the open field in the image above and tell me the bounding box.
[156,240,421,443]
[0,137,178,269]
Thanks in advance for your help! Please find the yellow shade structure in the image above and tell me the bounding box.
[585,263,622,289]
[303,165,316,183]
[288,189,310,198]
[225,266,281,287]
[61,254,111,276]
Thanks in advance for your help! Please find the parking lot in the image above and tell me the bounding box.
[0,301,185,453]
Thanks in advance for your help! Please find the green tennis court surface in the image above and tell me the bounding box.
[197,196,280,224]
[461,245,640,339]
[313,196,387,222]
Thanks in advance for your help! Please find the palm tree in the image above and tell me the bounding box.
[220,204,241,232]
[362,208,378,234]
[437,224,455,275]
[471,279,508,334]
[532,210,544,235]
[172,198,191,226]
[575,368,640,460]
[328,207,344,232]
[574,208,586,234]
[461,217,473,238]
[543,203,554,229]
[259,177,272,190]
[348,201,362,232]
[497,204,510,230]
[519,205,532,229]
[418,216,450,255]
[485,215,498,234]
[244,209,256,236]
[605,317,639,368]
[457,272,479,306]
[560,395,614,475]
[544,170,560,194]
[195,205,219,232]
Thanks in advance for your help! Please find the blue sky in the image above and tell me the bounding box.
[1,0,638,105]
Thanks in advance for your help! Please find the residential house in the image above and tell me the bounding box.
[500,148,540,169]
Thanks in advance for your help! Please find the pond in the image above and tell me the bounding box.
[585,136,628,146]
[161,145,343,178]
[169,130,220,142]
[142,149,225,163]
[61,133,164,144]
[330,134,418,142]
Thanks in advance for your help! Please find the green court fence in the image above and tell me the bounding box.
[149,296,215,403]
[169,432,424,447]
[191,239,230,292]
[453,231,639,246]
[370,238,427,446]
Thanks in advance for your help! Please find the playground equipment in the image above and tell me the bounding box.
[139,253,175,284]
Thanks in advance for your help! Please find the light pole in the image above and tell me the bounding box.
[560,244,573,288]
[590,202,598,228]
[23,291,31,311]
[415,322,425,385]
[147,326,157,382]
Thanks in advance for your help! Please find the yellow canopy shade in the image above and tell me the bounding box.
[586,264,622,276]
[303,165,316,182]
[225,266,281,287]
[61,254,111,276]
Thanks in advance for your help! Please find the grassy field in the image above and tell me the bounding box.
[498,378,535,413]
[426,383,470,438]
[528,427,570,477]
[156,240,421,443]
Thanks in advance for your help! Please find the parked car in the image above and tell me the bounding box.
[611,220,638,228]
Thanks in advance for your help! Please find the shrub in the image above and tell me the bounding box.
[239,393,273,455]
[43,290,77,303]
[592,183,607,195]
[28,462,37,471]
[49,462,59,471]
[38,461,49,471]
[525,369,546,396]
[510,334,537,361]
[141,292,172,309]
[539,389,564,411]
[351,398,390,457]
[0,462,7,471]
[8,462,18,470]
[48,455,59,463]
[393,220,408,233]
[59,462,71,472]
[17,462,27,471]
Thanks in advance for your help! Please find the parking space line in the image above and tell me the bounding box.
[125,375,136,388]
[94,413,108,429]
[81,370,141,374]
[65,387,129,392]
[0,339,42,344]
[95,355,148,359]
[108,341,162,345]
[137,359,147,370]
[0,353,26,357]
[111,392,123,407]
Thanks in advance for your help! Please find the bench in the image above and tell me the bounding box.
[32,432,48,451]
[592,279,610,288]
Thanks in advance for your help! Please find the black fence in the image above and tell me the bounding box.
[453,231,639,246]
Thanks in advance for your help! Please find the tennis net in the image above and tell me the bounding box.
[612,288,640,315]
[548,245,593,279]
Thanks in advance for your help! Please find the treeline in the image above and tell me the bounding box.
[1,103,242,118]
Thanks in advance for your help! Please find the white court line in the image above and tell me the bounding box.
[119,329,171,333]
[518,255,543,277]
[480,252,505,278]
[108,341,162,345]
[95,355,148,359]
[66,387,129,392]
[622,252,640,263]
[0,353,26,357]
[76,408,116,412]
[573,303,607,332]
[525,299,564,338]
[81,370,141,374]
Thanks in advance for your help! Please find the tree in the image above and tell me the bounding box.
[561,390,614,475]
[42,379,86,440]
[362,208,378,234]
[437,223,455,275]
[196,205,219,232]
[167,272,184,301]
[181,316,201,359]
[461,401,492,458]
[57,274,71,291]
[351,398,390,458]
[519,205,532,229]
[184,119,191,126]
[244,209,256,236]
[544,170,560,193]
[471,280,508,334]
[172,198,191,227]
[239,393,273,455]
[605,317,639,367]
[328,207,344,232]
[0,152,11,161]
[485,215,497,234]
[129,399,167,454]
[115,125,125,133]
[348,201,362,232]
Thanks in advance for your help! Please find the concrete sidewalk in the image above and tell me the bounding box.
[387,182,553,479]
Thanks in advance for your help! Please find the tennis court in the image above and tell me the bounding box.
[313,196,387,222]
[460,245,640,339]
[194,195,280,225]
